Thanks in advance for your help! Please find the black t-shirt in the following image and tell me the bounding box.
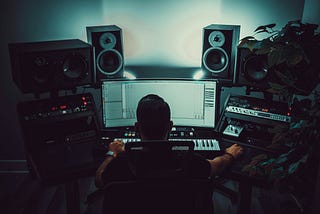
[101,152,211,185]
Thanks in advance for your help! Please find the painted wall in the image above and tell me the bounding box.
[0,0,309,159]
[102,0,305,67]
[302,0,320,25]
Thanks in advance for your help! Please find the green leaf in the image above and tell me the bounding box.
[254,25,267,32]
[255,39,273,54]
[265,23,276,29]
[276,153,289,164]
[255,29,269,34]
[287,155,308,175]
[254,23,276,33]
[260,158,276,165]
[288,162,299,174]
[240,36,256,41]
[238,36,256,47]
[247,40,259,51]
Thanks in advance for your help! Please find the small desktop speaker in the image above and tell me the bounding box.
[236,47,271,89]
[8,39,94,93]
[86,25,124,82]
[201,24,240,85]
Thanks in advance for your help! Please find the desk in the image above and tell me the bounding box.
[31,139,278,214]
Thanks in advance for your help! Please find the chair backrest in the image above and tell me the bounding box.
[102,141,213,214]
[125,140,195,178]
[103,178,214,214]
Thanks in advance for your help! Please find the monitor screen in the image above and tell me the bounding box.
[101,80,217,128]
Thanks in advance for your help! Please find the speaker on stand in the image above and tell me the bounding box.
[8,39,94,94]
[86,25,124,83]
[201,24,240,85]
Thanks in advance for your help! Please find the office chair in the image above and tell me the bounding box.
[102,141,214,214]
[102,178,214,214]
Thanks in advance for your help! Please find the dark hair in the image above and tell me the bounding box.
[136,94,171,139]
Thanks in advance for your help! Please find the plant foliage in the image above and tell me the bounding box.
[239,20,320,95]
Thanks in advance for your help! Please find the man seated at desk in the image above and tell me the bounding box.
[95,94,244,188]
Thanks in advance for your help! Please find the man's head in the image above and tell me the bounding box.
[135,94,173,140]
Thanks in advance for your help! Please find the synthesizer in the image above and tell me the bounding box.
[98,127,222,159]
[113,138,221,151]
[216,95,291,150]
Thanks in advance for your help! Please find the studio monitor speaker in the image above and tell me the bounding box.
[236,47,271,89]
[8,39,94,93]
[86,25,124,81]
[202,24,240,84]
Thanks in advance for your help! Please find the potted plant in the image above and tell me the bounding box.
[239,20,320,213]
[239,20,320,97]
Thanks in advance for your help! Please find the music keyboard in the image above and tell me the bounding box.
[114,138,221,151]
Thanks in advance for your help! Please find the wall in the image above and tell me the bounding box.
[0,0,307,159]
[302,0,320,25]
[0,0,104,159]
[102,0,306,67]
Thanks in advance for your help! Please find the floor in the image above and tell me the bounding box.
[0,170,303,214]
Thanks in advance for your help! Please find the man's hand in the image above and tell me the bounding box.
[225,144,244,159]
[108,140,125,158]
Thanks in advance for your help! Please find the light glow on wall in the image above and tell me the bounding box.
[102,0,222,67]
[101,0,304,67]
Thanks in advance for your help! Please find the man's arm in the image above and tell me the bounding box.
[208,144,243,176]
[95,156,115,188]
[95,140,125,188]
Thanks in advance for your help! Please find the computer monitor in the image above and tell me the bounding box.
[101,80,217,128]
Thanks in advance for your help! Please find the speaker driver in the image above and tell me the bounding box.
[203,47,229,73]
[208,31,225,47]
[32,56,54,84]
[97,49,123,75]
[62,55,88,79]
[243,54,269,82]
[99,32,117,50]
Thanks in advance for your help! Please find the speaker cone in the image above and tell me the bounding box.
[97,49,123,75]
[32,56,54,84]
[243,55,268,82]
[62,55,88,79]
[203,47,229,73]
